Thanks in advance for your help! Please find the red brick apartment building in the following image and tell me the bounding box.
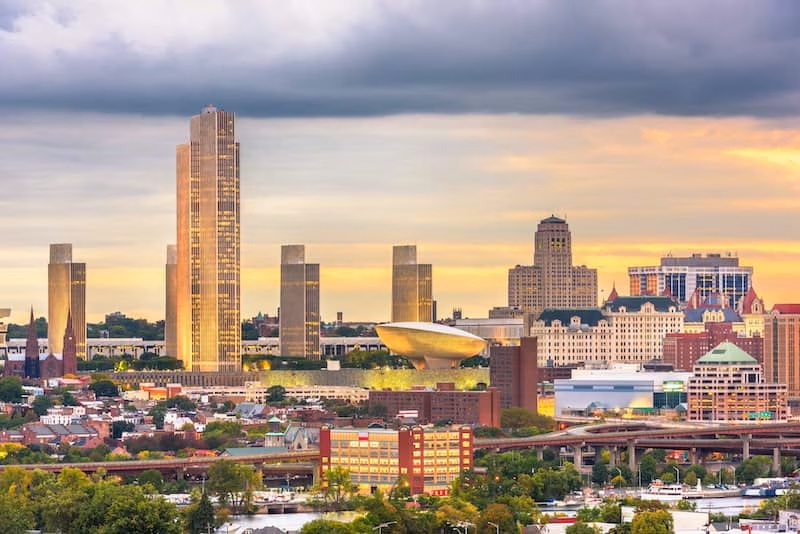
[319,425,473,496]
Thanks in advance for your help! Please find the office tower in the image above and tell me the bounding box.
[391,245,432,323]
[176,105,240,373]
[48,244,86,359]
[489,337,538,413]
[764,305,800,397]
[165,245,177,358]
[628,253,753,309]
[280,245,320,359]
[508,216,597,315]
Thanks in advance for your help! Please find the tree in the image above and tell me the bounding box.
[165,395,196,411]
[207,459,260,514]
[300,519,357,534]
[89,379,119,397]
[638,454,658,486]
[736,456,772,484]
[310,467,359,511]
[479,502,517,534]
[32,395,54,416]
[0,377,23,403]
[592,460,609,485]
[111,420,135,439]
[137,469,164,492]
[567,523,602,534]
[500,407,555,430]
[187,491,218,534]
[630,509,673,534]
[0,491,34,534]
[267,385,286,403]
[61,391,79,406]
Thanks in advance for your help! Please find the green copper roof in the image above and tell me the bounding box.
[697,341,757,365]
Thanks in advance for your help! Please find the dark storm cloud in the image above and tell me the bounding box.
[2,0,800,117]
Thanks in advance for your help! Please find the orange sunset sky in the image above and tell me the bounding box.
[0,2,798,324]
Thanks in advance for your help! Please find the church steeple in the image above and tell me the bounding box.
[61,310,77,376]
[24,307,40,379]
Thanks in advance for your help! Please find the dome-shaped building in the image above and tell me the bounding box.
[375,322,487,370]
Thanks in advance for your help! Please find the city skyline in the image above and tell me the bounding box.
[0,2,798,324]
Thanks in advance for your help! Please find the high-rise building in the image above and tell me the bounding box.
[508,216,597,315]
[279,245,320,359]
[764,304,800,397]
[176,105,240,373]
[164,245,177,359]
[489,337,538,412]
[628,253,752,309]
[48,244,86,359]
[391,245,432,322]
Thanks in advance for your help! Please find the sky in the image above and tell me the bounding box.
[0,0,799,324]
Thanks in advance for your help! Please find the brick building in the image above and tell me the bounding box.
[489,336,538,413]
[368,382,500,427]
[663,322,763,371]
[319,425,472,496]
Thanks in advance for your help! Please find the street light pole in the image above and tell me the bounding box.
[488,521,500,534]
[374,521,396,533]
[637,462,642,489]
[673,465,681,485]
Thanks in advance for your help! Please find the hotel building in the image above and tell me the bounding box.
[176,105,241,373]
[47,244,86,359]
[508,216,597,315]
[530,295,683,367]
[279,245,320,359]
[686,342,787,422]
[628,253,752,309]
[319,425,473,496]
[391,245,432,323]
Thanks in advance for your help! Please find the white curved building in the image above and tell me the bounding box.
[375,322,487,370]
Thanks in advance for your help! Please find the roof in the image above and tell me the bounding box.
[684,308,742,323]
[696,342,757,365]
[773,304,800,314]
[378,322,484,340]
[221,446,287,456]
[604,296,679,313]
[536,308,605,327]
[540,215,566,224]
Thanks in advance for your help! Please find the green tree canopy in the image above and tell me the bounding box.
[0,377,23,403]
[630,509,673,534]
[89,379,119,398]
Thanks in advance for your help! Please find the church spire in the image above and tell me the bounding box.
[61,309,77,376]
[24,307,40,379]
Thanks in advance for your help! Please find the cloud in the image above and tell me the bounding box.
[2,1,800,117]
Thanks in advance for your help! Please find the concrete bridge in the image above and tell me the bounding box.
[475,421,800,474]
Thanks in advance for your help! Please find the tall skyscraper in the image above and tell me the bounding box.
[176,105,240,373]
[279,245,320,359]
[48,243,86,359]
[164,244,177,359]
[279,245,320,360]
[508,216,597,315]
[628,253,752,309]
[391,245,432,323]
